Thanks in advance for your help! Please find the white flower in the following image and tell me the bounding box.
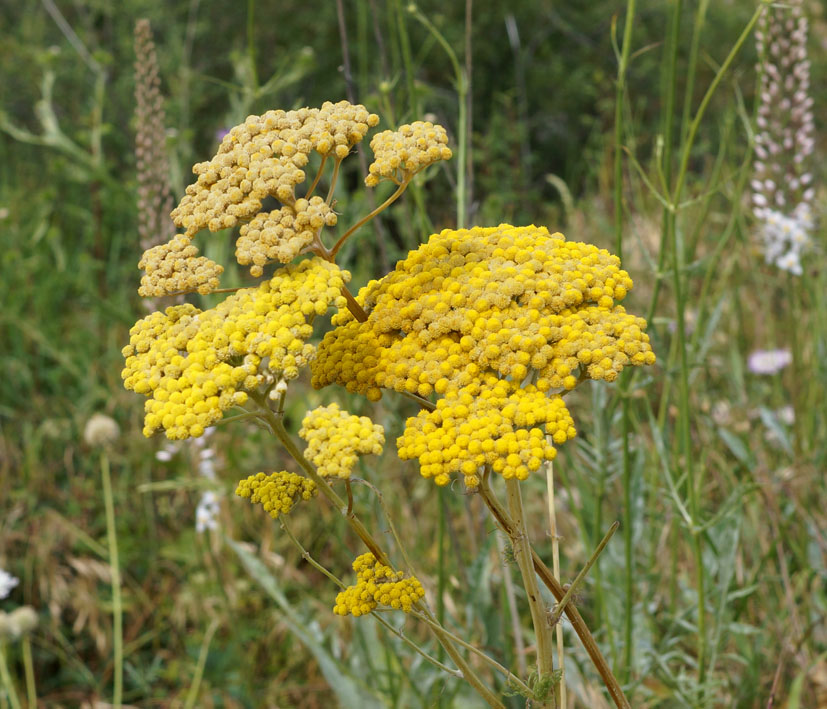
[195,491,221,533]
[83,413,120,448]
[747,348,792,375]
[776,405,795,425]
[0,569,19,600]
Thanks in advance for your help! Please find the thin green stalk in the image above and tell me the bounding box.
[184,619,219,709]
[21,639,35,709]
[504,478,554,694]
[478,478,630,709]
[255,399,503,707]
[281,516,464,681]
[101,452,123,708]
[545,460,566,708]
[437,486,447,706]
[326,157,343,205]
[394,0,420,117]
[646,0,682,323]
[548,522,620,630]
[408,4,467,228]
[246,0,258,89]
[666,6,766,696]
[410,610,532,696]
[679,0,710,148]
[612,0,636,686]
[305,154,328,199]
[788,274,804,460]
[329,176,411,258]
[0,644,21,709]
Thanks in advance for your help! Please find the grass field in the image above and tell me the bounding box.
[1,1,826,707]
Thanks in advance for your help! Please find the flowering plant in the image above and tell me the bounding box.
[122,101,655,708]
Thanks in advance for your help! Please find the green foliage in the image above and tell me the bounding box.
[1,0,826,706]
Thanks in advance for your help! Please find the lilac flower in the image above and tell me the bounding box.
[747,349,792,375]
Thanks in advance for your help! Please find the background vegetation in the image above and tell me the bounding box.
[1,0,825,706]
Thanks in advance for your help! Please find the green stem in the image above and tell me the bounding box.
[408,4,467,227]
[410,610,532,696]
[101,452,123,708]
[329,177,411,259]
[679,0,709,147]
[478,478,630,709]
[326,157,343,205]
[21,639,35,709]
[184,619,219,709]
[646,0,682,323]
[254,399,503,707]
[667,7,766,697]
[281,513,464,680]
[0,644,22,709]
[548,522,620,629]
[613,0,636,686]
[246,0,258,89]
[305,154,328,199]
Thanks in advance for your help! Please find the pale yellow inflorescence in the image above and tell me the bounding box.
[298,403,385,479]
[171,101,379,239]
[137,234,224,296]
[312,224,655,488]
[122,257,350,439]
[365,121,453,187]
[333,552,425,617]
[235,471,317,519]
[236,196,338,276]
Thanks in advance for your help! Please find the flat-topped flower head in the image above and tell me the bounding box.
[333,552,425,617]
[236,471,317,519]
[299,403,384,479]
[137,234,224,296]
[312,225,655,486]
[171,101,379,238]
[236,196,338,276]
[122,257,350,439]
[365,121,452,187]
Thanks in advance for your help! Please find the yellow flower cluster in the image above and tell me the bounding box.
[333,553,425,617]
[137,234,224,296]
[122,257,349,439]
[236,196,338,276]
[298,403,385,479]
[365,121,452,187]
[397,376,575,488]
[312,225,655,486]
[171,101,379,238]
[235,471,317,519]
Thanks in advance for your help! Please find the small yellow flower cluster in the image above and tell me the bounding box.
[171,101,379,238]
[397,375,575,488]
[122,257,349,439]
[235,471,317,519]
[333,553,425,617]
[298,403,385,479]
[365,121,452,187]
[137,234,224,296]
[237,196,338,276]
[312,225,655,485]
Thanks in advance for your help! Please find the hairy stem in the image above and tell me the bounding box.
[504,478,555,694]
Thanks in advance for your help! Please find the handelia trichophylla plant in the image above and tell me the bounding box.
[122,100,654,709]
